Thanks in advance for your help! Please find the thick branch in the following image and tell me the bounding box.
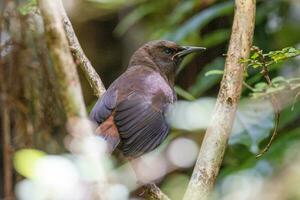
[38,0,87,119]
[57,0,106,98]
[183,1,256,200]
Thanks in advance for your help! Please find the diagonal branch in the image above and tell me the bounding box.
[142,184,171,200]
[57,0,106,98]
[183,0,256,200]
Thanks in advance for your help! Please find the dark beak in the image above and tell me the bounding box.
[173,46,206,59]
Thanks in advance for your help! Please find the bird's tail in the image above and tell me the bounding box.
[95,115,120,153]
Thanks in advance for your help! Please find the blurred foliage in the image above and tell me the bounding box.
[18,0,37,15]
[8,0,300,198]
[13,149,46,179]
[242,46,300,69]
[243,46,300,98]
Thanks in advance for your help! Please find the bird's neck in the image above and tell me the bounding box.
[129,51,175,87]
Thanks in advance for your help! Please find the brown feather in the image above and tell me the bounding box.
[95,115,120,153]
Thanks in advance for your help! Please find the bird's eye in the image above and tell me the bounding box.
[163,48,174,55]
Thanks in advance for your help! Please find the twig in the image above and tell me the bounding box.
[243,81,255,91]
[57,0,106,98]
[256,109,279,158]
[291,91,300,111]
[142,184,171,200]
[256,54,280,158]
[183,1,256,199]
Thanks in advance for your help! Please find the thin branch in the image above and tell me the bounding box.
[256,56,280,158]
[243,81,255,91]
[57,0,106,98]
[142,184,171,200]
[183,0,256,199]
[255,109,279,158]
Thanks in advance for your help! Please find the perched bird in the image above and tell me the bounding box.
[90,40,205,158]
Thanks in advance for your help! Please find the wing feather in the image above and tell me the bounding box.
[114,93,170,157]
[90,87,171,157]
[90,90,117,124]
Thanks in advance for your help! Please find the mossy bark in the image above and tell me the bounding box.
[183,1,256,199]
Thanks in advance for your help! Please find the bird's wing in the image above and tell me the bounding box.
[90,89,118,124]
[114,92,170,157]
[90,89,120,151]
[90,73,171,157]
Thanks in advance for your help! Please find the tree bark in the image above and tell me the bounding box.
[183,1,256,199]
[142,184,171,200]
[38,0,87,119]
[57,0,106,98]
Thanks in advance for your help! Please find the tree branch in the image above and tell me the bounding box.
[39,1,108,198]
[38,0,87,119]
[183,1,256,200]
[57,0,106,98]
[142,184,171,200]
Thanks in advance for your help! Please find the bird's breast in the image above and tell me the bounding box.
[143,72,175,103]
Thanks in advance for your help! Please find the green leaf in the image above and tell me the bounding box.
[253,82,268,92]
[13,149,46,179]
[271,76,286,84]
[240,58,249,63]
[267,47,300,63]
[202,29,230,47]
[189,58,224,97]
[166,1,234,42]
[167,0,198,26]
[248,60,263,68]
[250,52,260,59]
[18,0,37,15]
[174,86,196,101]
[205,69,224,77]
[161,174,190,200]
[114,3,157,36]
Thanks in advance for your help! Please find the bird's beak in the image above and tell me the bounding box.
[173,46,206,59]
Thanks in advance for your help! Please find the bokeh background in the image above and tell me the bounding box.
[1,0,300,199]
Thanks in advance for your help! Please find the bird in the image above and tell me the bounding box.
[90,40,205,158]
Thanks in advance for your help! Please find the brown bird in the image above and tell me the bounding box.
[90,40,205,158]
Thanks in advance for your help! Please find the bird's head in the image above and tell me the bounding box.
[129,40,206,85]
